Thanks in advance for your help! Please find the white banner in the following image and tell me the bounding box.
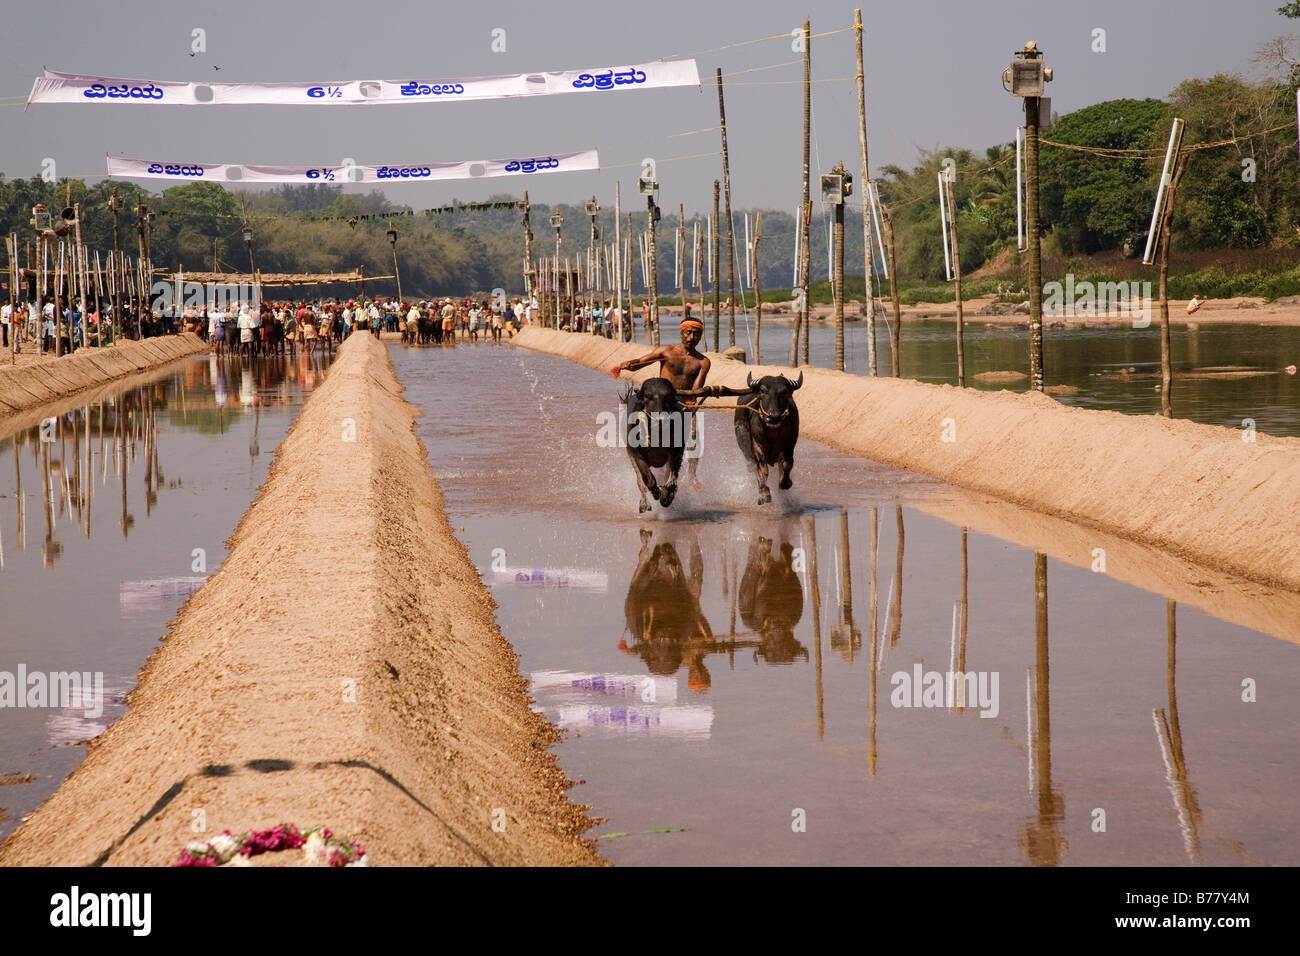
[106,149,600,184]
[31,60,698,106]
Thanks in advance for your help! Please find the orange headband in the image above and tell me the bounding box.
[680,319,704,331]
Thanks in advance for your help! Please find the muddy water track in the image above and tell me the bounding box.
[393,339,1300,866]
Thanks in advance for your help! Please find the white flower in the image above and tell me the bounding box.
[345,854,368,867]
[185,841,211,855]
[303,831,328,867]
[224,853,251,867]
[210,833,240,864]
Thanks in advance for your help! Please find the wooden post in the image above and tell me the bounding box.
[1158,151,1188,418]
[943,172,965,387]
[678,203,686,321]
[855,8,877,376]
[881,201,901,376]
[695,217,705,353]
[752,211,764,365]
[614,182,623,339]
[56,241,66,355]
[711,181,721,352]
[522,191,534,299]
[833,162,846,372]
[647,192,659,347]
[799,18,812,367]
[74,203,89,349]
[94,250,104,348]
[135,202,147,339]
[5,234,15,364]
[717,68,737,348]
[1025,84,1044,391]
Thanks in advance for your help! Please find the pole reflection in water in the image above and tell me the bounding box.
[806,515,824,740]
[868,506,879,775]
[1022,551,1067,866]
[3,349,334,570]
[1153,599,1205,865]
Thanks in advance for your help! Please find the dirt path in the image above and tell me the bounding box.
[0,334,207,416]
[0,333,603,867]
[514,326,1300,595]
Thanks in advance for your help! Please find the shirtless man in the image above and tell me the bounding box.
[612,318,710,487]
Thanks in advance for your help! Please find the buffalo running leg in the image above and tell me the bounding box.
[778,451,794,491]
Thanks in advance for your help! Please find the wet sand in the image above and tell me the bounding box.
[0,334,208,416]
[0,333,602,866]
[513,326,1300,594]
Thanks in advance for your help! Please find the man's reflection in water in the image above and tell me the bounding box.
[739,535,808,665]
[621,530,716,692]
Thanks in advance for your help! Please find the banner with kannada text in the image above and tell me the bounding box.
[106,150,599,184]
[31,60,698,106]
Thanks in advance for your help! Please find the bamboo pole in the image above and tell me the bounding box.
[855,8,877,376]
[711,181,721,352]
[1158,151,1188,419]
[943,172,965,387]
[833,161,846,372]
[614,182,623,340]
[677,202,686,320]
[752,211,763,365]
[797,17,813,368]
[717,68,737,349]
[881,202,901,376]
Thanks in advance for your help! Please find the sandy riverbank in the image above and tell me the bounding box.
[656,295,1300,327]
[513,326,1300,595]
[0,333,602,867]
[0,334,207,417]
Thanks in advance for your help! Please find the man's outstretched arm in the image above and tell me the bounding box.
[612,347,667,378]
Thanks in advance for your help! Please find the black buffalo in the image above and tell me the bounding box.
[622,377,690,513]
[734,371,802,504]
[738,535,807,664]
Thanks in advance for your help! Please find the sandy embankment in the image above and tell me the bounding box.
[513,326,1300,595]
[0,334,207,417]
[0,333,602,867]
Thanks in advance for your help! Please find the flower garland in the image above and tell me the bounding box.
[173,823,367,867]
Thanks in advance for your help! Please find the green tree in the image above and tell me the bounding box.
[1038,98,1167,254]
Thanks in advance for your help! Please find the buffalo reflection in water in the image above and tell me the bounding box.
[739,535,807,665]
[619,526,809,691]
[621,530,715,692]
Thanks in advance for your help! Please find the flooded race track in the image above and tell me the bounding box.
[0,352,331,841]
[394,339,1300,867]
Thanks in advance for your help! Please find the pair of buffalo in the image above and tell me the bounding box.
[620,372,803,511]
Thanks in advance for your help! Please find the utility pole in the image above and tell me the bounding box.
[829,161,848,372]
[134,202,146,338]
[1005,41,1053,392]
[717,67,737,349]
[855,8,877,376]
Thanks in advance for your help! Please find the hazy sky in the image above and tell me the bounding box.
[0,0,1293,213]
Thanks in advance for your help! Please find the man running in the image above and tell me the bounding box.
[612,318,710,487]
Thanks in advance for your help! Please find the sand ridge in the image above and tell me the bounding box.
[0,334,208,417]
[514,326,1300,595]
[0,333,603,867]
